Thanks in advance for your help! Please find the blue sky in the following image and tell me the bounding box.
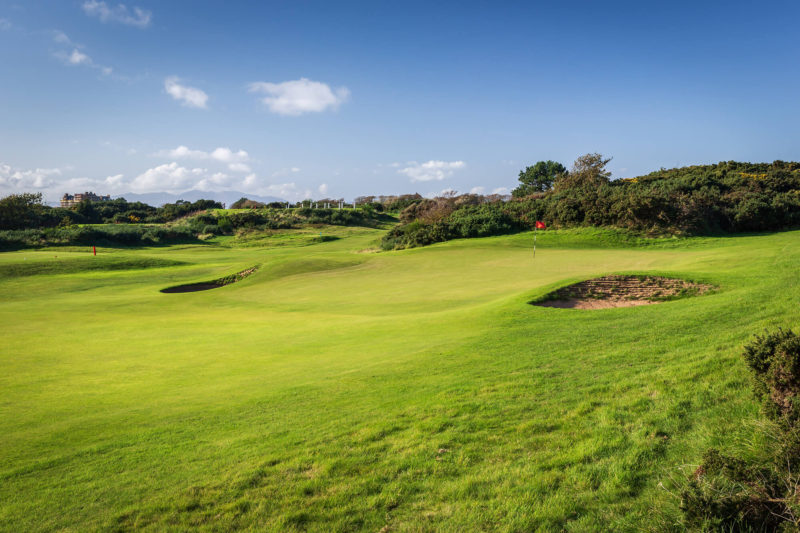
[1,0,798,202]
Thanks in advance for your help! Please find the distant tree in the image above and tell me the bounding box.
[512,160,566,197]
[0,192,46,229]
[554,153,612,191]
[230,197,265,209]
[384,193,423,212]
[230,197,248,209]
[75,199,100,223]
[158,199,223,221]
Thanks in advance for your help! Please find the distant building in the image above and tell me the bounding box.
[60,192,111,208]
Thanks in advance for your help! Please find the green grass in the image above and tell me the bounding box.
[0,227,798,531]
[0,255,186,278]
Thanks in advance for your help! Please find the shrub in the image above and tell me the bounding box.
[447,205,518,238]
[217,217,233,234]
[0,225,198,249]
[677,329,800,531]
[679,449,785,531]
[382,160,800,249]
[230,197,266,209]
[743,329,800,429]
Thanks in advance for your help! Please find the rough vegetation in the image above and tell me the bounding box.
[677,329,800,531]
[382,157,800,249]
[0,224,200,250]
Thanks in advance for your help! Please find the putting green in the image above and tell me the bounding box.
[1,227,798,531]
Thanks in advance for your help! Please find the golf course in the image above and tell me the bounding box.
[2,224,798,531]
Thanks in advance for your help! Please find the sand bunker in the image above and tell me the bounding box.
[532,275,713,309]
[161,266,258,293]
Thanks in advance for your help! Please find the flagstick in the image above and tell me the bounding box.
[533,226,537,259]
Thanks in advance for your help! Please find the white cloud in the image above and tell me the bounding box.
[248,78,349,116]
[52,30,73,45]
[82,1,151,28]
[227,162,251,173]
[318,183,328,195]
[271,167,301,177]
[194,172,236,192]
[157,145,205,159]
[0,163,63,192]
[239,180,311,201]
[68,49,91,65]
[164,77,208,109]
[398,160,466,182]
[0,18,12,30]
[210,147,248,165]
[123,162,264,195]
[127,163,255,194]
[54,46,113,75]
[0,160,312,202]
[129,162,197,193]
[469,186,485,194]
[154,145,250,172]
[243,173,258,188]
[104,174,124,188]
[492,187,510,195]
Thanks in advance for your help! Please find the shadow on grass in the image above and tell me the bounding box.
[160,265,259,293]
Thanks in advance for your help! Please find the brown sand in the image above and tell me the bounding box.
[532,275,714,309]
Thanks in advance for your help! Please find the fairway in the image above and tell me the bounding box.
[1,228,799,531]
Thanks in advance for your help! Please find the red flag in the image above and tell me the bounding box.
[93,246,96,256]
[535,221,546,229]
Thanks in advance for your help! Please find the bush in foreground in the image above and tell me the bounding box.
[678,329,800,531]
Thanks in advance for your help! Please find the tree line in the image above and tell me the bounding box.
[3,155,799,249]
[0,193,387,249]
[0,193,223,230]
[381,155,800,249]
